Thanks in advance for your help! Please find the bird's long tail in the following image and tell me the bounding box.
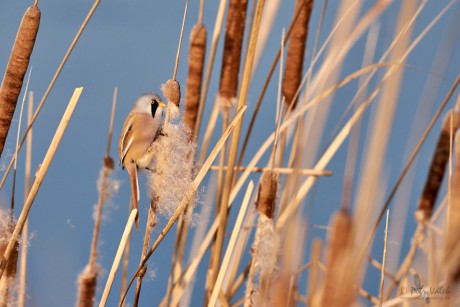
[126,163,139,231]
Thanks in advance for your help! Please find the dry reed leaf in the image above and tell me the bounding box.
[255,170,279,218]
[417,110,460,221]
[443,133,460,283]
[282,0,313,108]
[0,6,40,157]
[320,209,355,307]
[218,0,249,110]
[184,24,207,136]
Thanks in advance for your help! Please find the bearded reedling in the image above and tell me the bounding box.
[119,93,166,230]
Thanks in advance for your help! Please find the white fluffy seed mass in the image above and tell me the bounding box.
[252,215,280,278]
[147,123,196,217]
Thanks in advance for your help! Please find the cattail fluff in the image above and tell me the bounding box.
[163,79,181,119]
[282,0,313,108]
[245,171,280,306]
[218,0,249,111]
[0,6,40,157]
[320,209,355,307]
[147,123,195,217]
[416,110,460,221]
[443,133,460,283]
[183,24,207,136]
[0,210,19,306]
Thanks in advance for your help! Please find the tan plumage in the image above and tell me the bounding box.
[119,93,166,230]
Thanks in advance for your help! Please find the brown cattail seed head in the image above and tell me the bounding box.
[183,24,207,135]
[321,209,354,307]
[163,79,181,108]
[417,110,460,221]
[0,6,40,157]
[77,270,97,307]
[282,0,313,108]
[218,0,249,110]
[255,170,279,218]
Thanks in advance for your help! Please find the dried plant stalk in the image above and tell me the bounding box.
[417,110,460,221]
[443,133,460,283]
[18,92,34,307]
[218,0,249,109]
[183,24,207,136]
[320,209,355,307]
[255,170,278,218]
[282,0,313,108]
[134,201,158,307]
[0,6,40,157]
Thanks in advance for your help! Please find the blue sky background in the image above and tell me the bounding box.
[0,0,460,306]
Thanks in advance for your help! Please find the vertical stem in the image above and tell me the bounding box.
[18,91,33,307]
[378,210,390,306]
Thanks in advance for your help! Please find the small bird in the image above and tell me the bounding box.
[119,93,166,230]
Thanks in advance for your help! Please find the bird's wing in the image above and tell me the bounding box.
[119,115,135,166]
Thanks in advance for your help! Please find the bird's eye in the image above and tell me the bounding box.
[151,99,157,105]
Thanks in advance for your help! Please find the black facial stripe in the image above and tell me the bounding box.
[151,100,159,118]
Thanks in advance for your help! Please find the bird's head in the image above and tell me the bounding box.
[134,93,167,118]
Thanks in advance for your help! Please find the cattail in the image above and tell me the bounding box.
[0,6,40,157]
[245,171,280,306]
[416,110,460,221]
[282,0,313,108]
[77,267,98,307]
[307,238,322,306]
[443,133,460,283]
[218,0,249,111]
[320,209,355,307]
[163,79,181,119]
[255,170,278,218]
[183,24,207,136]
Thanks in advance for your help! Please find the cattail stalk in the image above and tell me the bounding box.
[119,206,132,307]
[0,5,40,157]
[133,201,158,307]
[416,110,460,221]
[282,0,313,108]
[0,87,82,279]
[18,92,33,307]
[99,209,138,307]
[378,209,390,306]
[77,88,118,307]
[183,24,207,136]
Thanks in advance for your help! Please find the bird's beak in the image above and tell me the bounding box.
[159,102,166,107]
